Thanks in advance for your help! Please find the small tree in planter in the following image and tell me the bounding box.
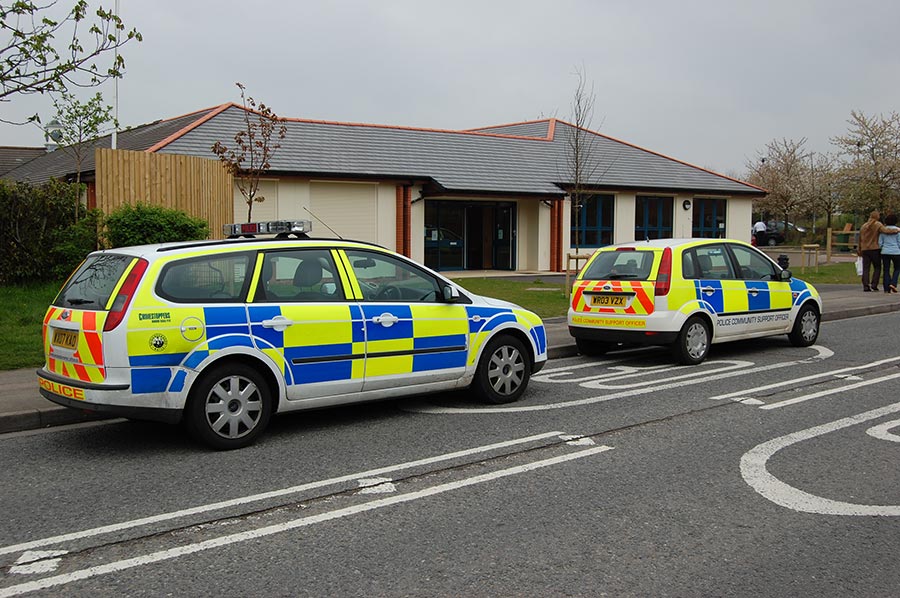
[212,82,287,223]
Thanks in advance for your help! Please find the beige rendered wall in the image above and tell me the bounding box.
[727,196,754,242]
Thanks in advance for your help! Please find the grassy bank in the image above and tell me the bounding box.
[1,261,860,371]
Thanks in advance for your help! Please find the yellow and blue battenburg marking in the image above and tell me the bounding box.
[123,301,546,395]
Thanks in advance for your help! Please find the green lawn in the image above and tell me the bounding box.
[1,261,860,372]
[0,281,61,370]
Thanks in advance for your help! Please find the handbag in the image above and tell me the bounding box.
[856,256,863,276]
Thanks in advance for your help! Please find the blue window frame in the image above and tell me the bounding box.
[635,195,673,240]
[693,198,727,238]
[571,194,614,248]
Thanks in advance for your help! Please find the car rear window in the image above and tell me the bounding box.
[581,250,655,281]
[53,253,135,310]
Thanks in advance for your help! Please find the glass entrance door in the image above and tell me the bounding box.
[425,202,465,270]
[493,205,515,270]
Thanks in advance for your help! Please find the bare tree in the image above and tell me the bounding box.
[745,138,810,241]
[805,152,840,231]
[831,110,900,214]
[0,1,141,123]
[212,82,287,223]
[563,65,602,255]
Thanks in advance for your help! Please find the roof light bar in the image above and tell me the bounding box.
[222,220,313,237]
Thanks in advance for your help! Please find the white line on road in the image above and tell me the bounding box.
[867,419,900,443]
[0,431,564,557]
[741,400,900,516]
[760,371,900,410]
[709,353,900,405]
[0,445,614,597]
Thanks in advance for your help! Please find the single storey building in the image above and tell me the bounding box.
[3,103,764,272]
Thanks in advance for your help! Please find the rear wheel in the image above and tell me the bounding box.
[576,337,610,357]
[788,304,819,347]
[185,363,273,450]
[673,316,711,365]
[472,334,531,404]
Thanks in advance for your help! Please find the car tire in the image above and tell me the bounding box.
[767,237,778,246]
[576,337,610,356]
[185,363,273,450]
[673,316,711,365]
[472,334,531,404]
[788,303,820,347]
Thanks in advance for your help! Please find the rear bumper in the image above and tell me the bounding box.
[37,370,182,424]
[568,325,679,346]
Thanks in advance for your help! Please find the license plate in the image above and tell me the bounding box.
[591,295,627,307]
[52,328,79,350]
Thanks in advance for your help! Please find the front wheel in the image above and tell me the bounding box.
[788,304,820,347]
[185,363,273,450]
[472,334,532,404]
[672,316,711,365]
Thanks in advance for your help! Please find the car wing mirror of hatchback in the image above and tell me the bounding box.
[779,269,792,281]
[442,284,460,303]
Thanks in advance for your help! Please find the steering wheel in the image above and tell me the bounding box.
[374,285,401,301]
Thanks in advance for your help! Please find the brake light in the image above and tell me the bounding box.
[655,248,672,296]
[104,258,149,331]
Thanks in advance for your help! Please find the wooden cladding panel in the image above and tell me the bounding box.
[95,149,233,239]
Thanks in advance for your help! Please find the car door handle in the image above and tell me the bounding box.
[701,286,716,296]
[372,313,399,327]
[262,316,295,331]
[748,287,760,297]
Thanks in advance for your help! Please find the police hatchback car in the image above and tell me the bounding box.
[38,221,547,449]
[568,238,822,364]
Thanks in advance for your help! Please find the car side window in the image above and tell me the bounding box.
[686,245,736,280]
[345,249,442,303]
[255,249,344,302]
[729,244,778,281]
[158,252,252,302]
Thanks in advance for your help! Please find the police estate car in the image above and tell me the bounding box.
[38,221,547,449]
[568,238,822,364]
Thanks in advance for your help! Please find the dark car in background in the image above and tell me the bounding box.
[761,221,807,245]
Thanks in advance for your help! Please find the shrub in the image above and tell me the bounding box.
[0,179,92,284]
[105,203,209,248]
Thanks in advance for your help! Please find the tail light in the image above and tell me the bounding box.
[104,258,149,331]
[655,248,672,296]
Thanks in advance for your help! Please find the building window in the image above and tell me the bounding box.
[693,198,726,238]
[635,195,673,240]
[571,194,614,248]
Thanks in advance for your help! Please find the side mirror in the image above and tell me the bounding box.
[321,282,336,295]
[779,269,792,281]
[442,284,460,303]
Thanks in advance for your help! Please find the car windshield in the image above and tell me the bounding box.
[53,254,134,309]
[581,250,654,280]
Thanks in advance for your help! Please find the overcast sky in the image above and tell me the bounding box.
[2,0,898,176]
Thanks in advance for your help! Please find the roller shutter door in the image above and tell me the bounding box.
[310,182,378,241]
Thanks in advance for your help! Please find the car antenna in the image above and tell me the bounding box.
[303,206,343,239]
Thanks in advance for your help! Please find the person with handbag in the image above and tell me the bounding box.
[859,211,898,291]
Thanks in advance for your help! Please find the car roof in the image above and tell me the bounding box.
[602,238,752,250]
[89,237,389,260]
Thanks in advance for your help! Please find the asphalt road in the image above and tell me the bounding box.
[1,312,898,597]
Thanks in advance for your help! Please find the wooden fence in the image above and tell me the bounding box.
[95,149,233,239]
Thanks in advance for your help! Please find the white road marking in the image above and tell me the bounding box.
[866,419,900,443]
[356,478,396,494]
[9,551,67,576]
[741,401,900,516]
[558,435,596,446]
[0,431,564,557]
[760,371,900,410]
[709,352,899,405]
[0,445,613,598]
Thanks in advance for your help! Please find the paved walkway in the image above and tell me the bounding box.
[5,284,899,434]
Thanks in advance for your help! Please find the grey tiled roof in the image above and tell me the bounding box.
[0,147,45,176]
[3,104,763,197]
[160,107,762,196]
[2,108,219,183]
